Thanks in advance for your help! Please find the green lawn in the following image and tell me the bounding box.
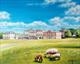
[0,38,80,64]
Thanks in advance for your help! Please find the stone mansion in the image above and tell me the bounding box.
[3,30,63,40]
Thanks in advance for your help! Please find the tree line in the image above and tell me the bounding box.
[62,28,80,38]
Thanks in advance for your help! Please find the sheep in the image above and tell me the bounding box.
[44,48,61,61]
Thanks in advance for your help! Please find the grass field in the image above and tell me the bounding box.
[0,38,80,64]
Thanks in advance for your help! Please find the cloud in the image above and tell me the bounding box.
[0,21,27,32]
[63,16,80,22]
[65,24,80,29]
[0,21,57,32]
[60,2,76,8]
[27,21,48,26]
[44,0,57,4]
[65,5,80,16]
[49,16,80,29]
[49,17,62,26]
[44,0,71,4]
[0,17,80,33]
[26,3,45,6]
[75,17,80,22]
[25,21,62,31]
[0,11,10,20]
[50,16,80,23]
[49,17,67,28]
[25,21,50,30]
[26,0,72,6]
[0,21,26,27]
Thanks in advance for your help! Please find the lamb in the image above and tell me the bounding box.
[34,54,43,63]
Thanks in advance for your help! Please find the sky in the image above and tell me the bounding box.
[0,0,80,32]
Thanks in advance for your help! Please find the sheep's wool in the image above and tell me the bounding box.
[46,48,58,53]
[54,53,60,56]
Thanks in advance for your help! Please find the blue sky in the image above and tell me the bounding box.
[0,0,80,32]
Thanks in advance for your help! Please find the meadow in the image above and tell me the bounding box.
[0,38,80,64]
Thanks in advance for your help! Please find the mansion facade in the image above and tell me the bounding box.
[3,30,62,40]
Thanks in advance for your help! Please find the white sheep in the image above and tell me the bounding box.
[44,48,61,60]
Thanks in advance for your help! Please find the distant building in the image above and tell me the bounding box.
[43,30,56,39]
[2,30,62,40]
[24,30,43,39]
[55,32,62,39]
[43,30,62,39]
[36,30,43,39]
[60,29,66,38]
[3,32,16,39]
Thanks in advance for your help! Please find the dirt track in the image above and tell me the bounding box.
[0,43,17,51]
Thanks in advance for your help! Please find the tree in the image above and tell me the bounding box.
[65,30,72,38]
[69,29,76,35]
[75,29,80,38]
[0,33,3,39]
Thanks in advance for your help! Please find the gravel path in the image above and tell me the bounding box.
[0,43,17,51]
